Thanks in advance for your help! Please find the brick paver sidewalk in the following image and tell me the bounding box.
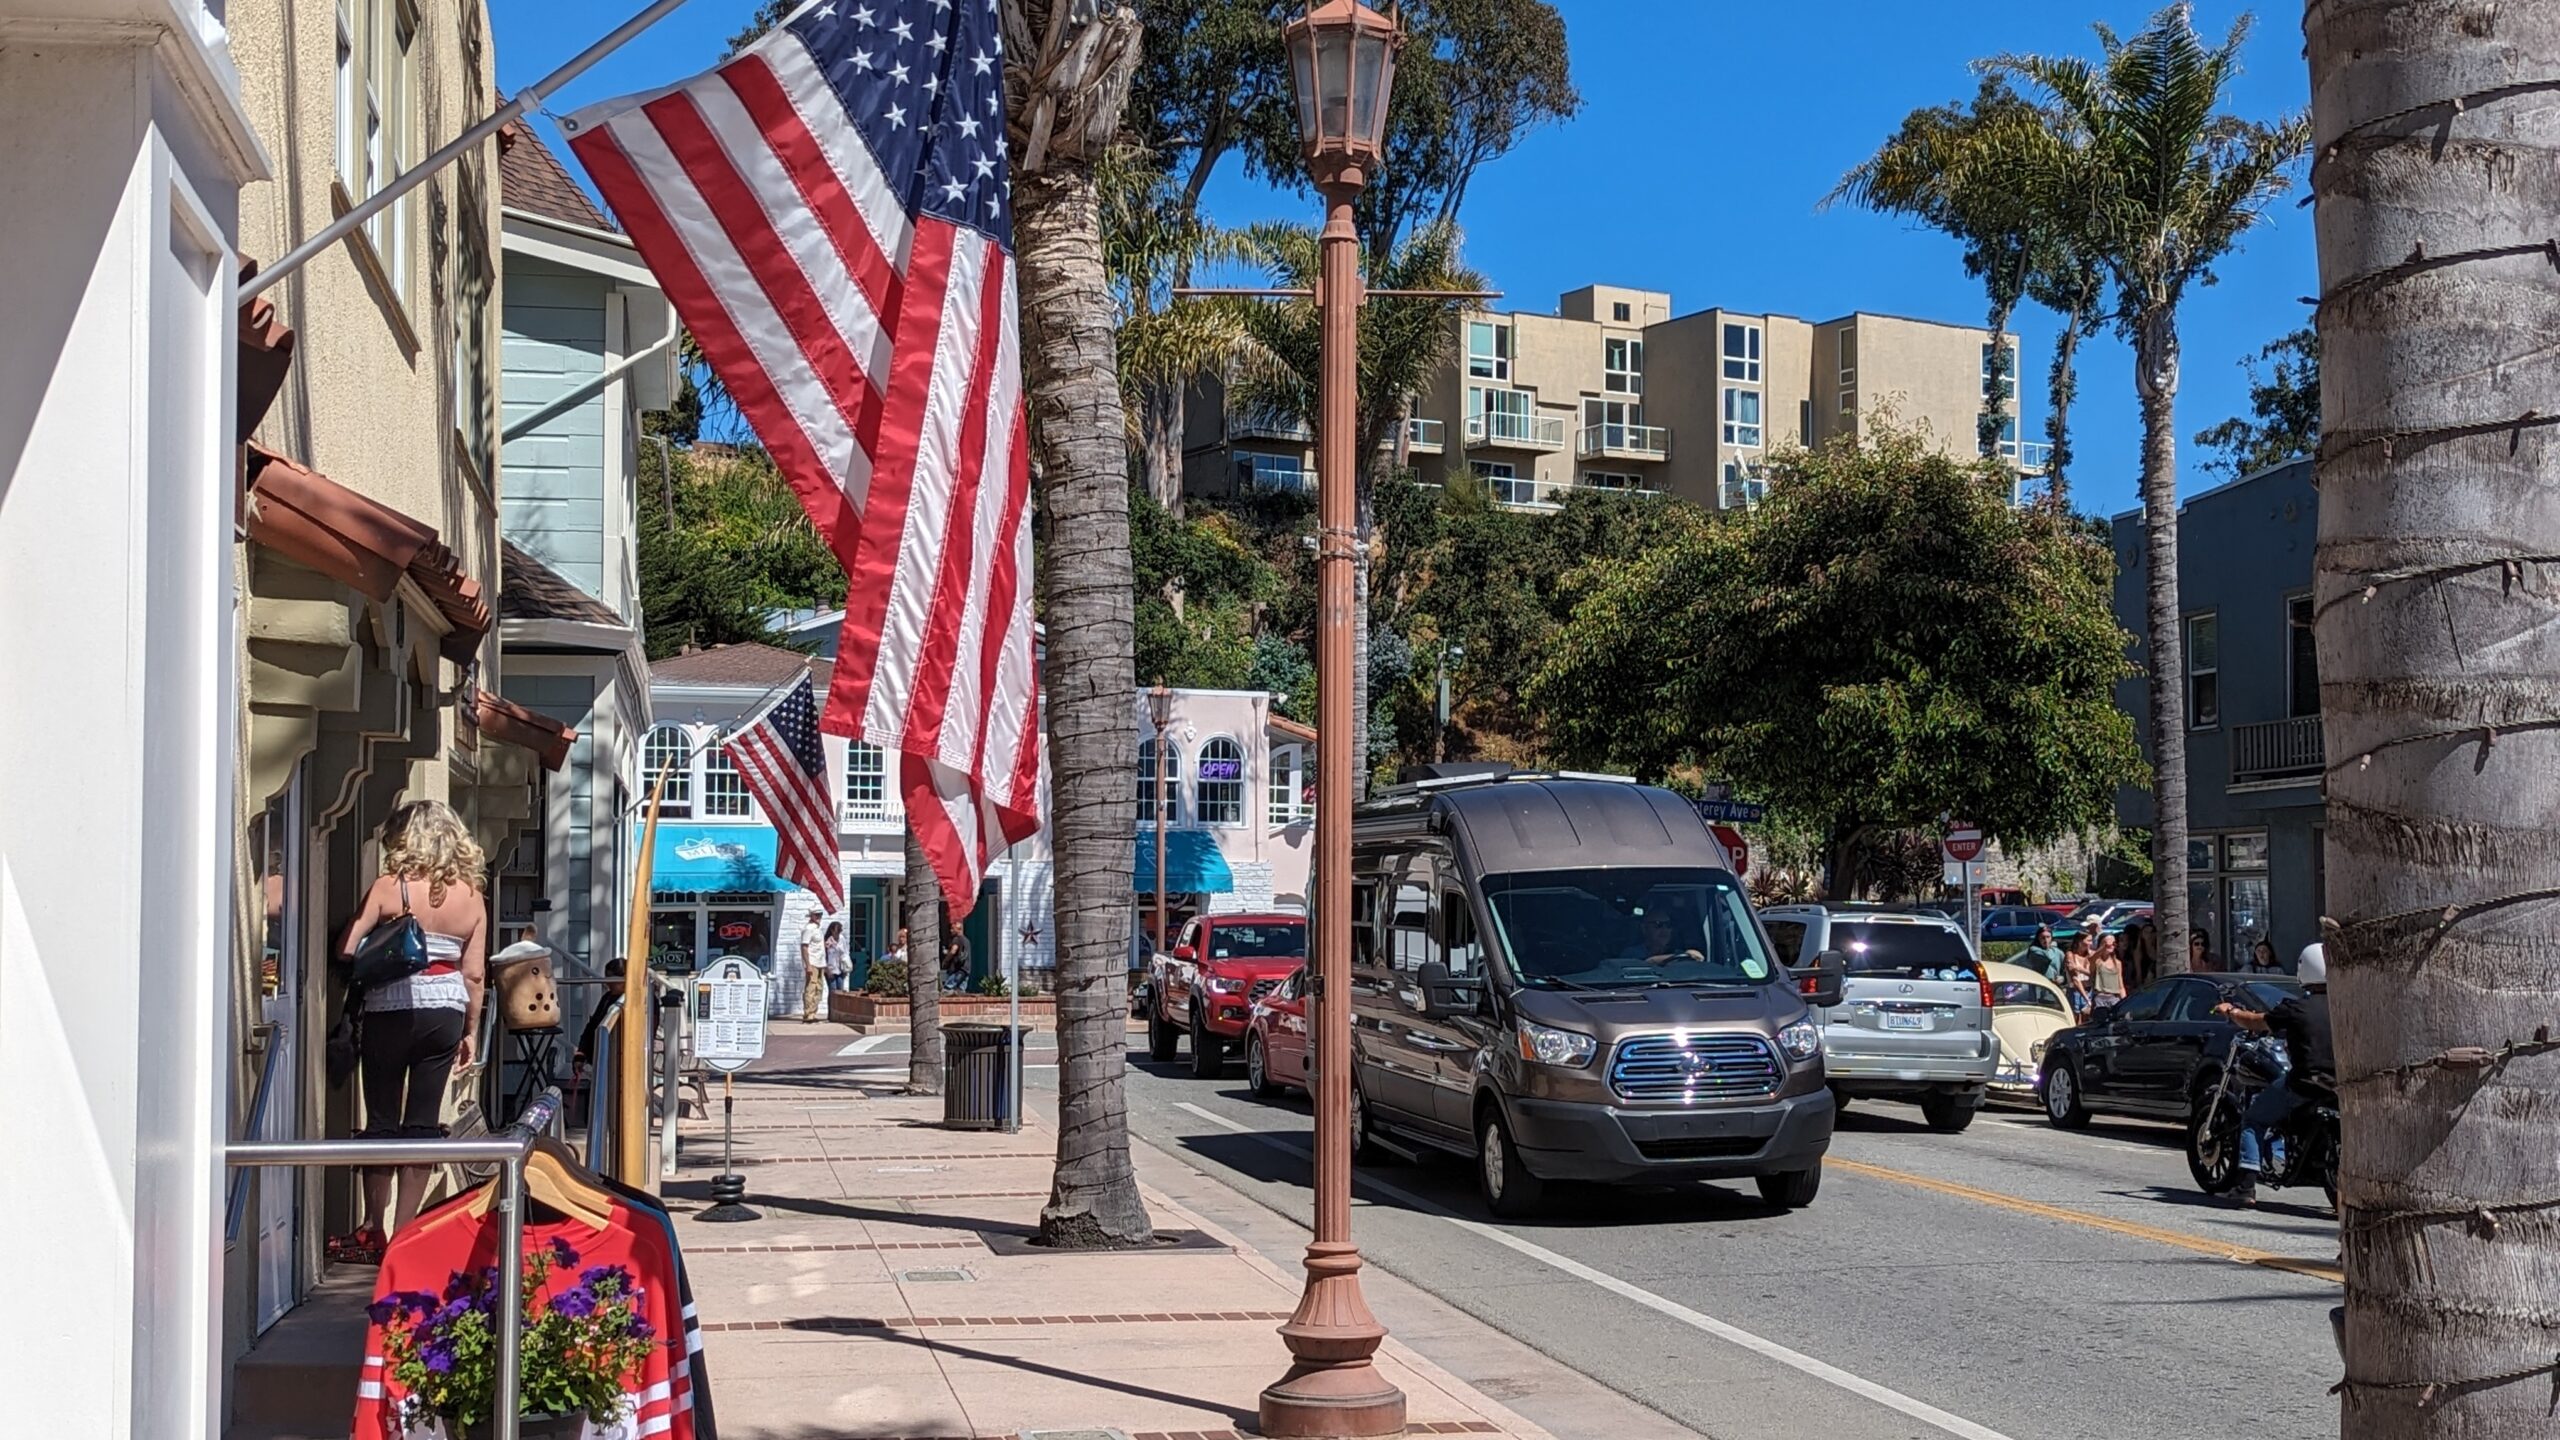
[663,1028,1552,1440]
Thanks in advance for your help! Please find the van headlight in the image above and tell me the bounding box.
[1516,1019,1596,1067]
[1778,1020,1821,1061]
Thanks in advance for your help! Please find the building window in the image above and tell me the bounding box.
[451,198,494,484]
[1469,459,1516,480]
[1722,387,1763,448]
[1836,326,1857,387]
[336,0,417,306]
[335,0,359,185]
[1983,415,2021,460]
[1269,745,1303,822]
[844,740,888,819]
[1981,341,2017,402]
[1583,469,1645,491]
[1722,322,1761,382]
[2186,613,2220,728]
[1604,337,1644,395]
[2287,593,2320,717]
[1137,736,1181,823]
[1799,398,1813,444]
[1721,460,1766,509]
[1196,737,1246,825]
[1467,385,1539,445]
[643,726,694,815]
[1611,301,1631,322]
[1583,397,1645,450]
[1466,320,1510,381]
[1236,450,1314,493]
[702,745,753,817]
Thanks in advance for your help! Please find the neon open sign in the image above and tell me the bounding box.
[1196,758,1244,781]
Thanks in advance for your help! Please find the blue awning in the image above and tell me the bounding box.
[1134,830,1236,895]
[642,824,793,893]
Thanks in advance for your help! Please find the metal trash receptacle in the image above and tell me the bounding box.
[941,1023,1018,1129]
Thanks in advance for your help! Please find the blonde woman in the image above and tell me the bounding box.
[2092,931,2127,1008]
[339,800,488,1239]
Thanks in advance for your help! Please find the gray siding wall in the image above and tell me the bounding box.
[502,256,611,599]
[507,673,603,963]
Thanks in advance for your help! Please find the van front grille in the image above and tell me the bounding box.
[1634,1135,1763,1161]
[1610,1034,1783,1103]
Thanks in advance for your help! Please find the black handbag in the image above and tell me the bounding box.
[349,879,431,988]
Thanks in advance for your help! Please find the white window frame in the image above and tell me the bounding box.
[1466,320,1510,381]
[1469,459,1517,480]
[335,0,360,186]
[1582,469,1645,491]
[2186,612,2220,730]
[1195,736,1247,827]
[701,744,753,818]
[1836,326,1858,388]
[1722,386,1763,448]
[1268,745,1304,822]
[1611,301,1631,322]
[1137,735,1183,824]
[1981,340,2018,402]
[1722,321,1762,383]
[844,740,889,820]
[643,726,695,816]
[1604,336,1644,395]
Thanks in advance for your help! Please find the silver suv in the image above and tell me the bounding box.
[1757,904,1999,1133]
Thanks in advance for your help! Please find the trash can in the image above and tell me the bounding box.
[941,1023,1018,1130]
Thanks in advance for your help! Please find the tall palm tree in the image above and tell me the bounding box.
[1002,0,1156,1248]
[1228,221,1481,791]
[902,833,942,1092]
[1983,5,2307,967]
[2308,6,2560,1436]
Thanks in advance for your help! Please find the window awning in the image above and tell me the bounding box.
[642,824,792,893]
[244,444,491,661]
[1134,830,1236,895]
[476,690,576,772]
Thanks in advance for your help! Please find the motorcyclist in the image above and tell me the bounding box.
[2212,942,2335,1207]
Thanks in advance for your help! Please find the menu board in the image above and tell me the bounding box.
[692,956,770,1073]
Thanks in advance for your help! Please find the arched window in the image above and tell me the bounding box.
[1269,745,1303,822]
[1196,737,1246,825]
[1136,736,1181,823]
[701,743,752,817]
[643,726,694,814]
[844,740,888,820]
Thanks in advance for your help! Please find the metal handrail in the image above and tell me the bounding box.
[226,1088,562,1440]
[223,1025,284,1245]
[586,1007,621,1170]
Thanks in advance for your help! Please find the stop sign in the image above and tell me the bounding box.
[1711,824,1750,875]
[1943,823,1985,863]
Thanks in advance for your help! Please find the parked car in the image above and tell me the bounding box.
[1982,962,2074,1106]
[1145,912,1308,1078]
[1343,767,1843,1217]
[2053,899,2151,941]
[1244,965,1312,1098]
[2038,973,2306,1129]
[1757,903,2001,1132]
[1979,906,2058,944]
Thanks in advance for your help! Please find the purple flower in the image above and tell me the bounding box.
[550,1286,598,1320]
[366,1297,399,1325]
[431,1296,477,1329]
[579,1264,634,1295]
[421,1338,457,1375]
[628,1317,655,1341]
[548,1236,579,1268]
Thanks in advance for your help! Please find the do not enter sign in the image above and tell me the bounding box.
[1942,823,1985,863]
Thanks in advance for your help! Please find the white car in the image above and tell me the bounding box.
[1981,961,2074,1106]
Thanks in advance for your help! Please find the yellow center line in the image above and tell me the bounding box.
[1828,1156,2344,1286]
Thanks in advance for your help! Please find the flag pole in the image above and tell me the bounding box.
[619,759,676,1188]
[242,0,699,301]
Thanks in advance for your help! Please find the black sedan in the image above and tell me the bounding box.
[2039,973,2303,1129]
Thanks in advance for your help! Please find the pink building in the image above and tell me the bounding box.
[1134,687,1319,937]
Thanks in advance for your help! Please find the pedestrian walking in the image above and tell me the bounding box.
[338,800,488,1247]
[823,920,849,993]
[2020,925,2067,985]
[799,910,827,1021]
[2092,932,2126,1009]
[2242,937,2285,975]
[2188,927,2219,974]
[941,922,972,993]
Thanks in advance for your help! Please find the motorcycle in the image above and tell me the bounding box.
[2186,1031,2338,1204]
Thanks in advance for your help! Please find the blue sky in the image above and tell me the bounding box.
[491,0,2314,519]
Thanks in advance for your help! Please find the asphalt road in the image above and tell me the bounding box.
[1092,1039,2343,1440]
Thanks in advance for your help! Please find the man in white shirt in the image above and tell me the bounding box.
[799,913,827,1022]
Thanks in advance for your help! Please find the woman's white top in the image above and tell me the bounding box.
[365,931,470,1012]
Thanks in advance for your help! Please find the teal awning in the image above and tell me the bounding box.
[641,824,792,893]
[1134,830,1236,895]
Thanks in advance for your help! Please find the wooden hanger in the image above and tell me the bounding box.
[468,1136,615,1231]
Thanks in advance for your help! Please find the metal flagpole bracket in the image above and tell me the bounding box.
[1168,287,1500,304]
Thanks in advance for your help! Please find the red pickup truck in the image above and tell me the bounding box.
[1144,912,1308,1078]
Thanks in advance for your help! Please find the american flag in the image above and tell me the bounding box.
[722,675,845,916]
[564,0,1041,917]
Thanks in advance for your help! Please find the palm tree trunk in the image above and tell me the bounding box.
[1018,158,1155,1248]
[903,832,943,1093]
[2313,5,2560,1434]
[2132,309,2190,973]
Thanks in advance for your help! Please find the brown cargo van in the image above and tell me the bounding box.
[1345,767,1843,1217]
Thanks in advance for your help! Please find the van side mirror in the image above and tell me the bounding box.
[1795,950,1846,1009]
[1411,960,1475,1017]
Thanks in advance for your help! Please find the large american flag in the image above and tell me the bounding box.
[565,0,1041,917]
[723,675,845,916]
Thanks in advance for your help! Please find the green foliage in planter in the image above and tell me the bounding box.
[863,958,910,996]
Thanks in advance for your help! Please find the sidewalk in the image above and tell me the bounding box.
[662,1024,1563,1440]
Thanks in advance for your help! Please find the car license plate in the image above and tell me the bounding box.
[1881,1013,1930,1032]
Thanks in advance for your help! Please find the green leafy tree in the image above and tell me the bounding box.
[1530,426,2143,893]
[1979,6,2308,965]
[1130,488,1277,689]
[635,447,842,658]
[2192,325,2318,479]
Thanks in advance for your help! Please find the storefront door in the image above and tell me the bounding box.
[708,907,781,1014]
[249,768,307,1333]
[649,906,702,975]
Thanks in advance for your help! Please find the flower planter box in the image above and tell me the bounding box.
[832,991,1056,1030]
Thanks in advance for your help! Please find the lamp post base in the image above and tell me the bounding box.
[1257,1242,1405,1438]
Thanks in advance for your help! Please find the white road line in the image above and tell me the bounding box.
[835,1033,903,1056]
[1171,1101,2016,1440]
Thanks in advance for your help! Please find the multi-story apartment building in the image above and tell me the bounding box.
[1186,282,2045,514]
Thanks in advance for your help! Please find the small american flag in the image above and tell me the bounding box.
[565,0,1041,917]
[722,675,845,916]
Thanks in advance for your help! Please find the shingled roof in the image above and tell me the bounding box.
[650,642,827,691]
[498,115,613,232]
[499,541,622,627]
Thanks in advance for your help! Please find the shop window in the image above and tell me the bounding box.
[701,745,752,818]
[1196,737,1246,824]
[1137,736,1181,823]
[643,725,693,815]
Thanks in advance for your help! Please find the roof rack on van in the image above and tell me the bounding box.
[1371,763,1640,801]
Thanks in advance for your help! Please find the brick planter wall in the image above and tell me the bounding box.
[831,991,1056,1030]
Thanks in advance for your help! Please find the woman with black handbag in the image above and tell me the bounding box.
[337,800,489,1246]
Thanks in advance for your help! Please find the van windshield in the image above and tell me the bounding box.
[1478,868,1776,990]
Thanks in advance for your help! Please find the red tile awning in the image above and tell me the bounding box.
[245,443,491,660]
[475,690,577,772]
[237,262,296,445]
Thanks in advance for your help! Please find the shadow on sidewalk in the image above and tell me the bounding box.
[772,1323,1260,1429]
[658,1186,1011,1239]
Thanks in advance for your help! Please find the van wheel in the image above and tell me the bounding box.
[1921,1093,1979,1134]
[1477,1105,1546,1218]
[1189,1009,1225,1077]
[1348,1075,1383,1163]
[1756,1165,1821,1209]
[1245,1035,1276,1098]
[1147,1006,1179,1063]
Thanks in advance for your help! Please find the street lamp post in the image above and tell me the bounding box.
[1262,4,1406,1436]
[1149,682,1172,961]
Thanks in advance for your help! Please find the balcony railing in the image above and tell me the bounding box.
[1482,474,1573,511]
[1227,407,1312,443]
[1465,411,1568,450]
[2231,716,2324,787]
[1720,479,1768,510]
[1577,422,1670,461]
[842,792,902,824]
[1235,458,1317,494]
[1405,417,1445,453]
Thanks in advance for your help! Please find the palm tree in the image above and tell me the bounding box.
[2307,7,2560,1436]
[902,833,943,1092]
[1228,221,1482,790]
[1002,1,1156,1249]
[1982,5,2307,968]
